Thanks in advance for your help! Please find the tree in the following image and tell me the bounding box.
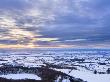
[107,68,110,74]
[94,70,97,74]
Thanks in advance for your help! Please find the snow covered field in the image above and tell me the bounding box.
[70,70,110,82]
[54,68,110,82]
[0,74,41,80]
[0,49,110,82]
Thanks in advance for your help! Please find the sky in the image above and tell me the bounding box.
[0,0,110,48]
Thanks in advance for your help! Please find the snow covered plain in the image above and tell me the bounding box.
[0,74,41,80]
[54,67,110,82]
[70,70,110,82]
[0,49,110,82]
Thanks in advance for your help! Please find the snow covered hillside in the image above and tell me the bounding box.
[0,49,110,82]
[0,74,41,80]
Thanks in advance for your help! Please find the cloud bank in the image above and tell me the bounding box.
[0,0,110,48]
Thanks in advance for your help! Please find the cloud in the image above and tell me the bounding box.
[0,0,30,10]
[0,0,110,48]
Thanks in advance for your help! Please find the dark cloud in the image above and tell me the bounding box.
[0,0,110,48]
[0,0,30,10]
[0,40,18,45]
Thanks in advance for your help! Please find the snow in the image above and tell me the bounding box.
[0,50,110,82]
[69,70,110,82]
[54,69,71,74]
[62,79,70,82]
[0,74,41,80]
[55,76,70,82]
[54,67,110,82]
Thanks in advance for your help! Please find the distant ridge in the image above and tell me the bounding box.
[0,48,110,52]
